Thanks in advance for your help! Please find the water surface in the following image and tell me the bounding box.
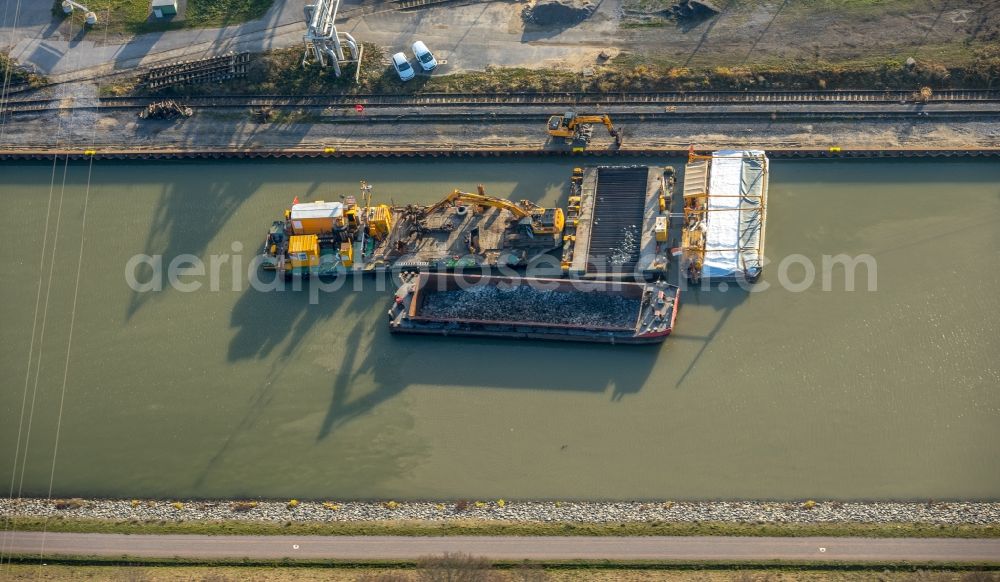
[1,158,998,500]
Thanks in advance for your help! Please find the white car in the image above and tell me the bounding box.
[411,41,437,72]
[391,52,415,81]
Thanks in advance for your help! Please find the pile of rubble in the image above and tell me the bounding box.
[138,100,193,120]
[420,284,640,328]
[523,0,595,26]
[669,0,719,25]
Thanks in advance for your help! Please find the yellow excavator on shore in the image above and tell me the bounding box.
[546,112,622,147]
[426,185,565,237]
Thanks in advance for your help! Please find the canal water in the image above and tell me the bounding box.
[1,158,998,501]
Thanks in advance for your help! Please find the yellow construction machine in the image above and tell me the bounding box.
[546,112,622,146]
[427,185,565,237]
[260,181,393,277]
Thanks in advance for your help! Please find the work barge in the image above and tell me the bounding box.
[261,165,677,281]
[259,152,769,343]
[388,273,679,344]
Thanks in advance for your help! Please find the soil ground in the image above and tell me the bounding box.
[615,0,998,68]
[3,0,998,80]
[1,104,997,152]
[2,564,999,581]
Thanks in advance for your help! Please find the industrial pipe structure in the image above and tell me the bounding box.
[61,0,97,25]
[303,0,360,77]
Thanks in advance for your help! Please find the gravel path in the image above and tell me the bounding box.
[2,498,998,525]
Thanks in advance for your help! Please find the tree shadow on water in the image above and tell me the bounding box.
[224,268,667,442]
[315,298,663,440]
[125,168,264,321]
[193,275,388,489]
[670,285,748,388]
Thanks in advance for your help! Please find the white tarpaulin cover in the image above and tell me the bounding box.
[703,150,768,280]
[290,201,344,220]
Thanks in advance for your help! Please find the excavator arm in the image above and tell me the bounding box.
[425,186,532,219]
[423,186,564,237]
[571,115,614,131]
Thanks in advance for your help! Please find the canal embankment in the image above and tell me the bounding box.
[3,498,1000,537]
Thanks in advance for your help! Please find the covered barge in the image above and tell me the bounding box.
[388,272,680,344]
[680,150,769,283]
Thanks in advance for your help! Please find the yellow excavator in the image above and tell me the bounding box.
[546,112,622,146]
[426,185,565,237]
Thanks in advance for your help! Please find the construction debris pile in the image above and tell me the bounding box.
[669,0,719,25]
[523,0,595,26]
[420,284,640,328]
[138,100,192,120]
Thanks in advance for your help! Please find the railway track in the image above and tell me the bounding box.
[2,147,997,163]
[2,108,996,123]
[145,52,252,90]
[391,0,459,9]
[2,89,999,114]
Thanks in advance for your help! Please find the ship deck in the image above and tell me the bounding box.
[367,203,559,271]
[568,166,673,279]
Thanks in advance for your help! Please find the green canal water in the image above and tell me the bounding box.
[1,158,998,501]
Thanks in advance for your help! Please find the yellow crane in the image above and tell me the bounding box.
[546,112,622,146]
[426,185,565,236]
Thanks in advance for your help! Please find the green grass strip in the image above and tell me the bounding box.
[3,554,1000,571]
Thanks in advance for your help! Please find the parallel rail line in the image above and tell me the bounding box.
[2,109,996,123]
[2,89,999,114]
[145,52,252,90]
[391,0,459,10]
[1,147,997,162]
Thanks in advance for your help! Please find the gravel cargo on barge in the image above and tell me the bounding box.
[388,272,680,344]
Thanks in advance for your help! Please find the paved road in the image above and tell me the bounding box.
[3,532,999,562]
[0,0,601,81]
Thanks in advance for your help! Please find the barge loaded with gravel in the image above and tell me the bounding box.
[388,272,679,344]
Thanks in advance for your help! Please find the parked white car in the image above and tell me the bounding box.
[391,52,415,81]
[411,41,437,72]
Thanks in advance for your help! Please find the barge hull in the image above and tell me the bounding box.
[388,273,679,344]
[388,324,672,345]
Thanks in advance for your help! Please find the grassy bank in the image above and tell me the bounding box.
[3,516,998,538]
[0,52,47,89]
[147,42,1000,98]
[2,560,1000,580]
[53,0,273,35]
